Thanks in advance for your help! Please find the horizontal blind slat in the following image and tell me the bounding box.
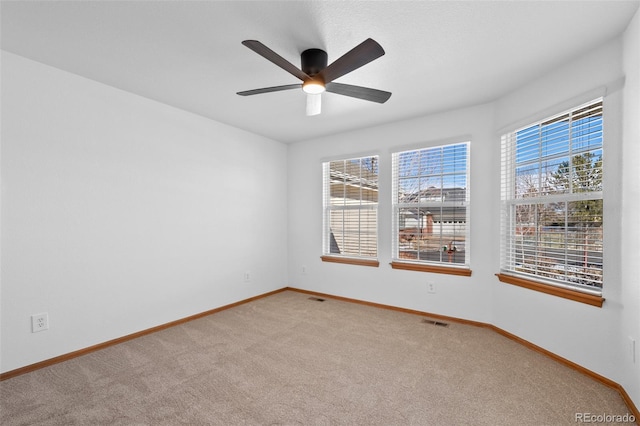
[323,156,379,258]
[500,99,603,293]
[393,141,470,267]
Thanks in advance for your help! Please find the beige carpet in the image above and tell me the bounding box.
[0,290,633,425]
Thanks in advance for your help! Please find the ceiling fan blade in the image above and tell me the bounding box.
[325,82,391,103]
[237,84,300,96]
[318,38,385,83]
[242,40,310,81]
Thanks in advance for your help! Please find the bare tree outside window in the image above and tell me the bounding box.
[392,142,470,266]
[502,100,603,292]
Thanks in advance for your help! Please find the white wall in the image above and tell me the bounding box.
[492,36,632,394]
[621,7,640,409]
[288,103,496,324]
[288,19,639,409]
[0,52,288,373]
[1,8,638,411]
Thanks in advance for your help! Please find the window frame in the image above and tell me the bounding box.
[390,141,471,275]
[499,98,604,306]
[321,155,380,267]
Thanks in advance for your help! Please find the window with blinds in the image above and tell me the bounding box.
[392,142,470,267]
[500,99,603,294]
[322,156,379,260]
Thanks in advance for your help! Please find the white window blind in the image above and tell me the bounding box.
[392,142,470,266]
[323,156,378,259]
[500,99,603,293]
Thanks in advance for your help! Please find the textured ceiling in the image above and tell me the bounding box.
[2,1,639,143]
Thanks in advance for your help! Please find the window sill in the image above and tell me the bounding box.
[495,273,604,308]
[320,256,380,267]
[390,261,472,276]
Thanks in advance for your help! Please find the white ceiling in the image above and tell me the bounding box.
[2,1,638,143]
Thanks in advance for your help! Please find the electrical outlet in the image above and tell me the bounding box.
[31,313,49,333]
[244,271,251,282]
[301,265,307,274]
[427,282,436,294]
[630,336,636,363]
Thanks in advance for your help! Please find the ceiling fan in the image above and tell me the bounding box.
[237,38,391,116]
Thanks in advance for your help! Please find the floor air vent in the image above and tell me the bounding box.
[422,318,449,327]
[308,297,326,302]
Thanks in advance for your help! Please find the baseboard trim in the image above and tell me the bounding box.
[287,287,487,327]
[285,287,639,422]
[0,287,287,382]
[489,324,639,422]
[2,285,638,423]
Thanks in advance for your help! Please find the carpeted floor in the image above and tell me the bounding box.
[0,290,634,425]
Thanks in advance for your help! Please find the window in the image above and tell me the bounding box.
[499,99,604,302]
[391,142,470,275]
[322,156,379,266]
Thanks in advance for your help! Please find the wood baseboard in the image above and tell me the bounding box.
[287,287,485,327]
[2,285,637,423]
[286,287,639,422]
[488,324,639,422]
[0,288,287,381]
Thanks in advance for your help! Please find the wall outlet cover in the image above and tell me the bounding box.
[31,313,49,333]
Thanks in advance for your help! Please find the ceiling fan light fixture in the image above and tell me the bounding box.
[238,39,391,109]
[306,93,321,116]
[302,79,325,94]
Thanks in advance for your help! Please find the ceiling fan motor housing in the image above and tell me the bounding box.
[237,39,391,105]
[301,48,328,77]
